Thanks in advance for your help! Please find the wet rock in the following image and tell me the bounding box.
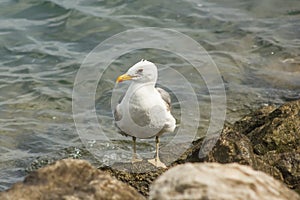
[149,162,300,200]
[235,100,300,192]
[261,150,300,193]
[191,100,300,194]
[200,126,284,180]
[234,101,300,155]
[0,159,145,200]
[99,141,194,197]
[100,162,167,197]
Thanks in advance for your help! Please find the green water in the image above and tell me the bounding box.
[0,0,299,190]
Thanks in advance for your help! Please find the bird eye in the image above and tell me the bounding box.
[137,69,143,73]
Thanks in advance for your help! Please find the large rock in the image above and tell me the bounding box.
[0,159,145,200]
[187,100,300,194]
[149,162,300,200]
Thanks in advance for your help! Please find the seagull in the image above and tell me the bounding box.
[114,60,176,168]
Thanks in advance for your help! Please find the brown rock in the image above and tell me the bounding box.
[99,141,191,197]
[234,100,300,192]
[234,101,300,155]
[201,126,284,180]
[0,159,145,200]
[188,100,300,193]
[100,162,167,197]
[149,162,300,200]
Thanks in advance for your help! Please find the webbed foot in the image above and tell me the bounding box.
[148,158,167,168]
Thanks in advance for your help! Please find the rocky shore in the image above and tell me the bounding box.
[1,100,299,200]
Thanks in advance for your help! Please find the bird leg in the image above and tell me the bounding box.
[131,136,142,163]
[148,136,167,168]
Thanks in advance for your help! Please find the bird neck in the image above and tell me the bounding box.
[129,81,156,93]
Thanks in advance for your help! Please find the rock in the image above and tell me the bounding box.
[99,141,193,197]
[0,159,145,200]
[9,100,298,198]
[200,126,284,180]
[25,146,100,173]
[100,162,167,197]
[149,162,300,200]
[261,150,300,193]
[234,101,300,155]
[99,101,300,197]
[186,100,300,194]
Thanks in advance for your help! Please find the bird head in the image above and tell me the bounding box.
[116,59,158,84]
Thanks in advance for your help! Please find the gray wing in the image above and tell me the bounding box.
[156,87,172,111]
[113,96,128,136]
[114,104,122,121]
[113,93,125,122]
[114,93,151,126]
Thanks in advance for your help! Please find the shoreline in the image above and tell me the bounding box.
[1,99,299,199]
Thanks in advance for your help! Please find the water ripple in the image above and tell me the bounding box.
[0,0,299,191]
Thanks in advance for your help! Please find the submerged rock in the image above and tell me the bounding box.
[0,159,145,200]
[25,146,98,173]
[149,162,300,200]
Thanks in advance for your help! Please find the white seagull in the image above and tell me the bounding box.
[114,60,176,168]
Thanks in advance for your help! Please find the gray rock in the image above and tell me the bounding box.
[0,159,145,200]
[149,162,300,200]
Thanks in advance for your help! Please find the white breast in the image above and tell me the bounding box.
[116,84,175,139]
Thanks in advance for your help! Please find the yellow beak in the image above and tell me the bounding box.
[116,74,133,83]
